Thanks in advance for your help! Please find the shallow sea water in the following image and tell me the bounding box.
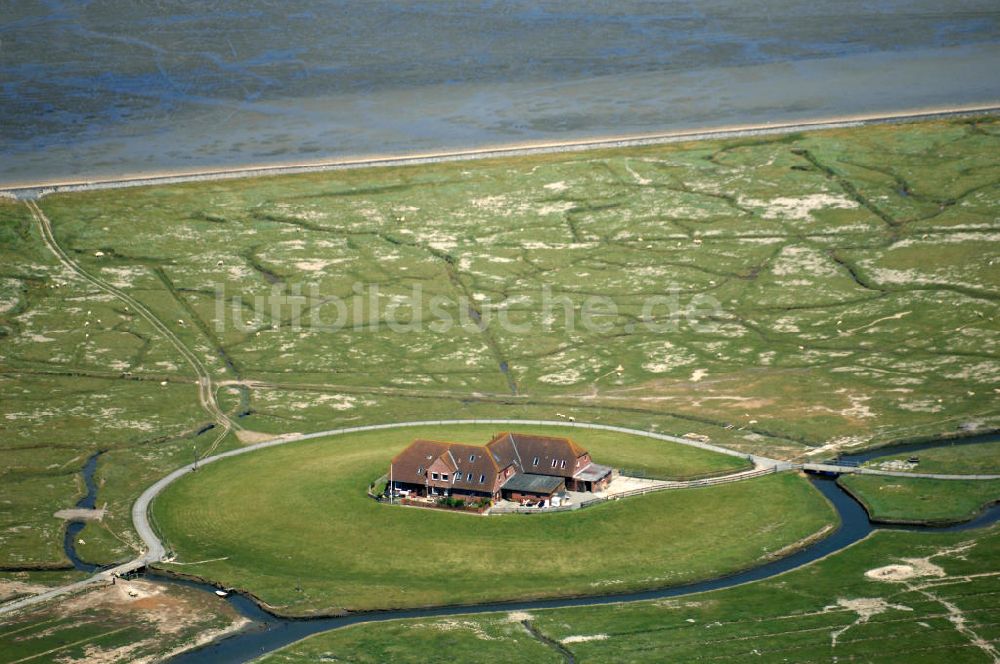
[1,1,998,185]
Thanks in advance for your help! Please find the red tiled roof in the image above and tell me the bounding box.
[391,432,592,492]
[391,439,502,492]
[486,432,588,479]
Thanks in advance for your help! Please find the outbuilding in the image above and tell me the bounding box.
[500,473,566,503]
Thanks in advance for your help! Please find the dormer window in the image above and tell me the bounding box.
[417,466,423,475]
[551,459,557,468]
[560,460,566,469]
[469,454,476,462]
[532,456,539,466]
[479,474,485,483]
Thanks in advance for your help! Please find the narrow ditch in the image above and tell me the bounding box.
[522,619,575,663]
[381,231,520,395]
[153,267,243,379]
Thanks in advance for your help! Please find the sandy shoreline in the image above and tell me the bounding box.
[5,102,998,198]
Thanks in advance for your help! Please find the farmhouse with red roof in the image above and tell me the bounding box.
[388,432,613,504]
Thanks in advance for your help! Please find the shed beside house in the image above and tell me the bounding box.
[500,473,565,502]
[569,462,613,492]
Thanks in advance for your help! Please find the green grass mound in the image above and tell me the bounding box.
[152,425,831,614]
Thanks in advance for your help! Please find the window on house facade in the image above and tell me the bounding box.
[441,473,449,481]
[431,472,439,480]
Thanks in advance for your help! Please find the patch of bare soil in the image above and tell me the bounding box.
[48,579,249,662]
[66,580,217,630]
[865,559,946,583]
[827,597,913,647]
[0,579,51,602]
[562,633,609,643]
[235,429,278,444]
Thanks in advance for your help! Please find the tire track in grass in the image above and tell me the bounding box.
[152,266,243,381]
[25,201,235,433]
[25,200,235,449]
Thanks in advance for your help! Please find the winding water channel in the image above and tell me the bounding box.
[62,437,1000,662]
[62,451,104,574]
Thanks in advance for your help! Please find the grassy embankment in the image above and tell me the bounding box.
[152,425,832,614]
[260,524,1000,664]
[840,474,1000,525]
[841,439,1000,525]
